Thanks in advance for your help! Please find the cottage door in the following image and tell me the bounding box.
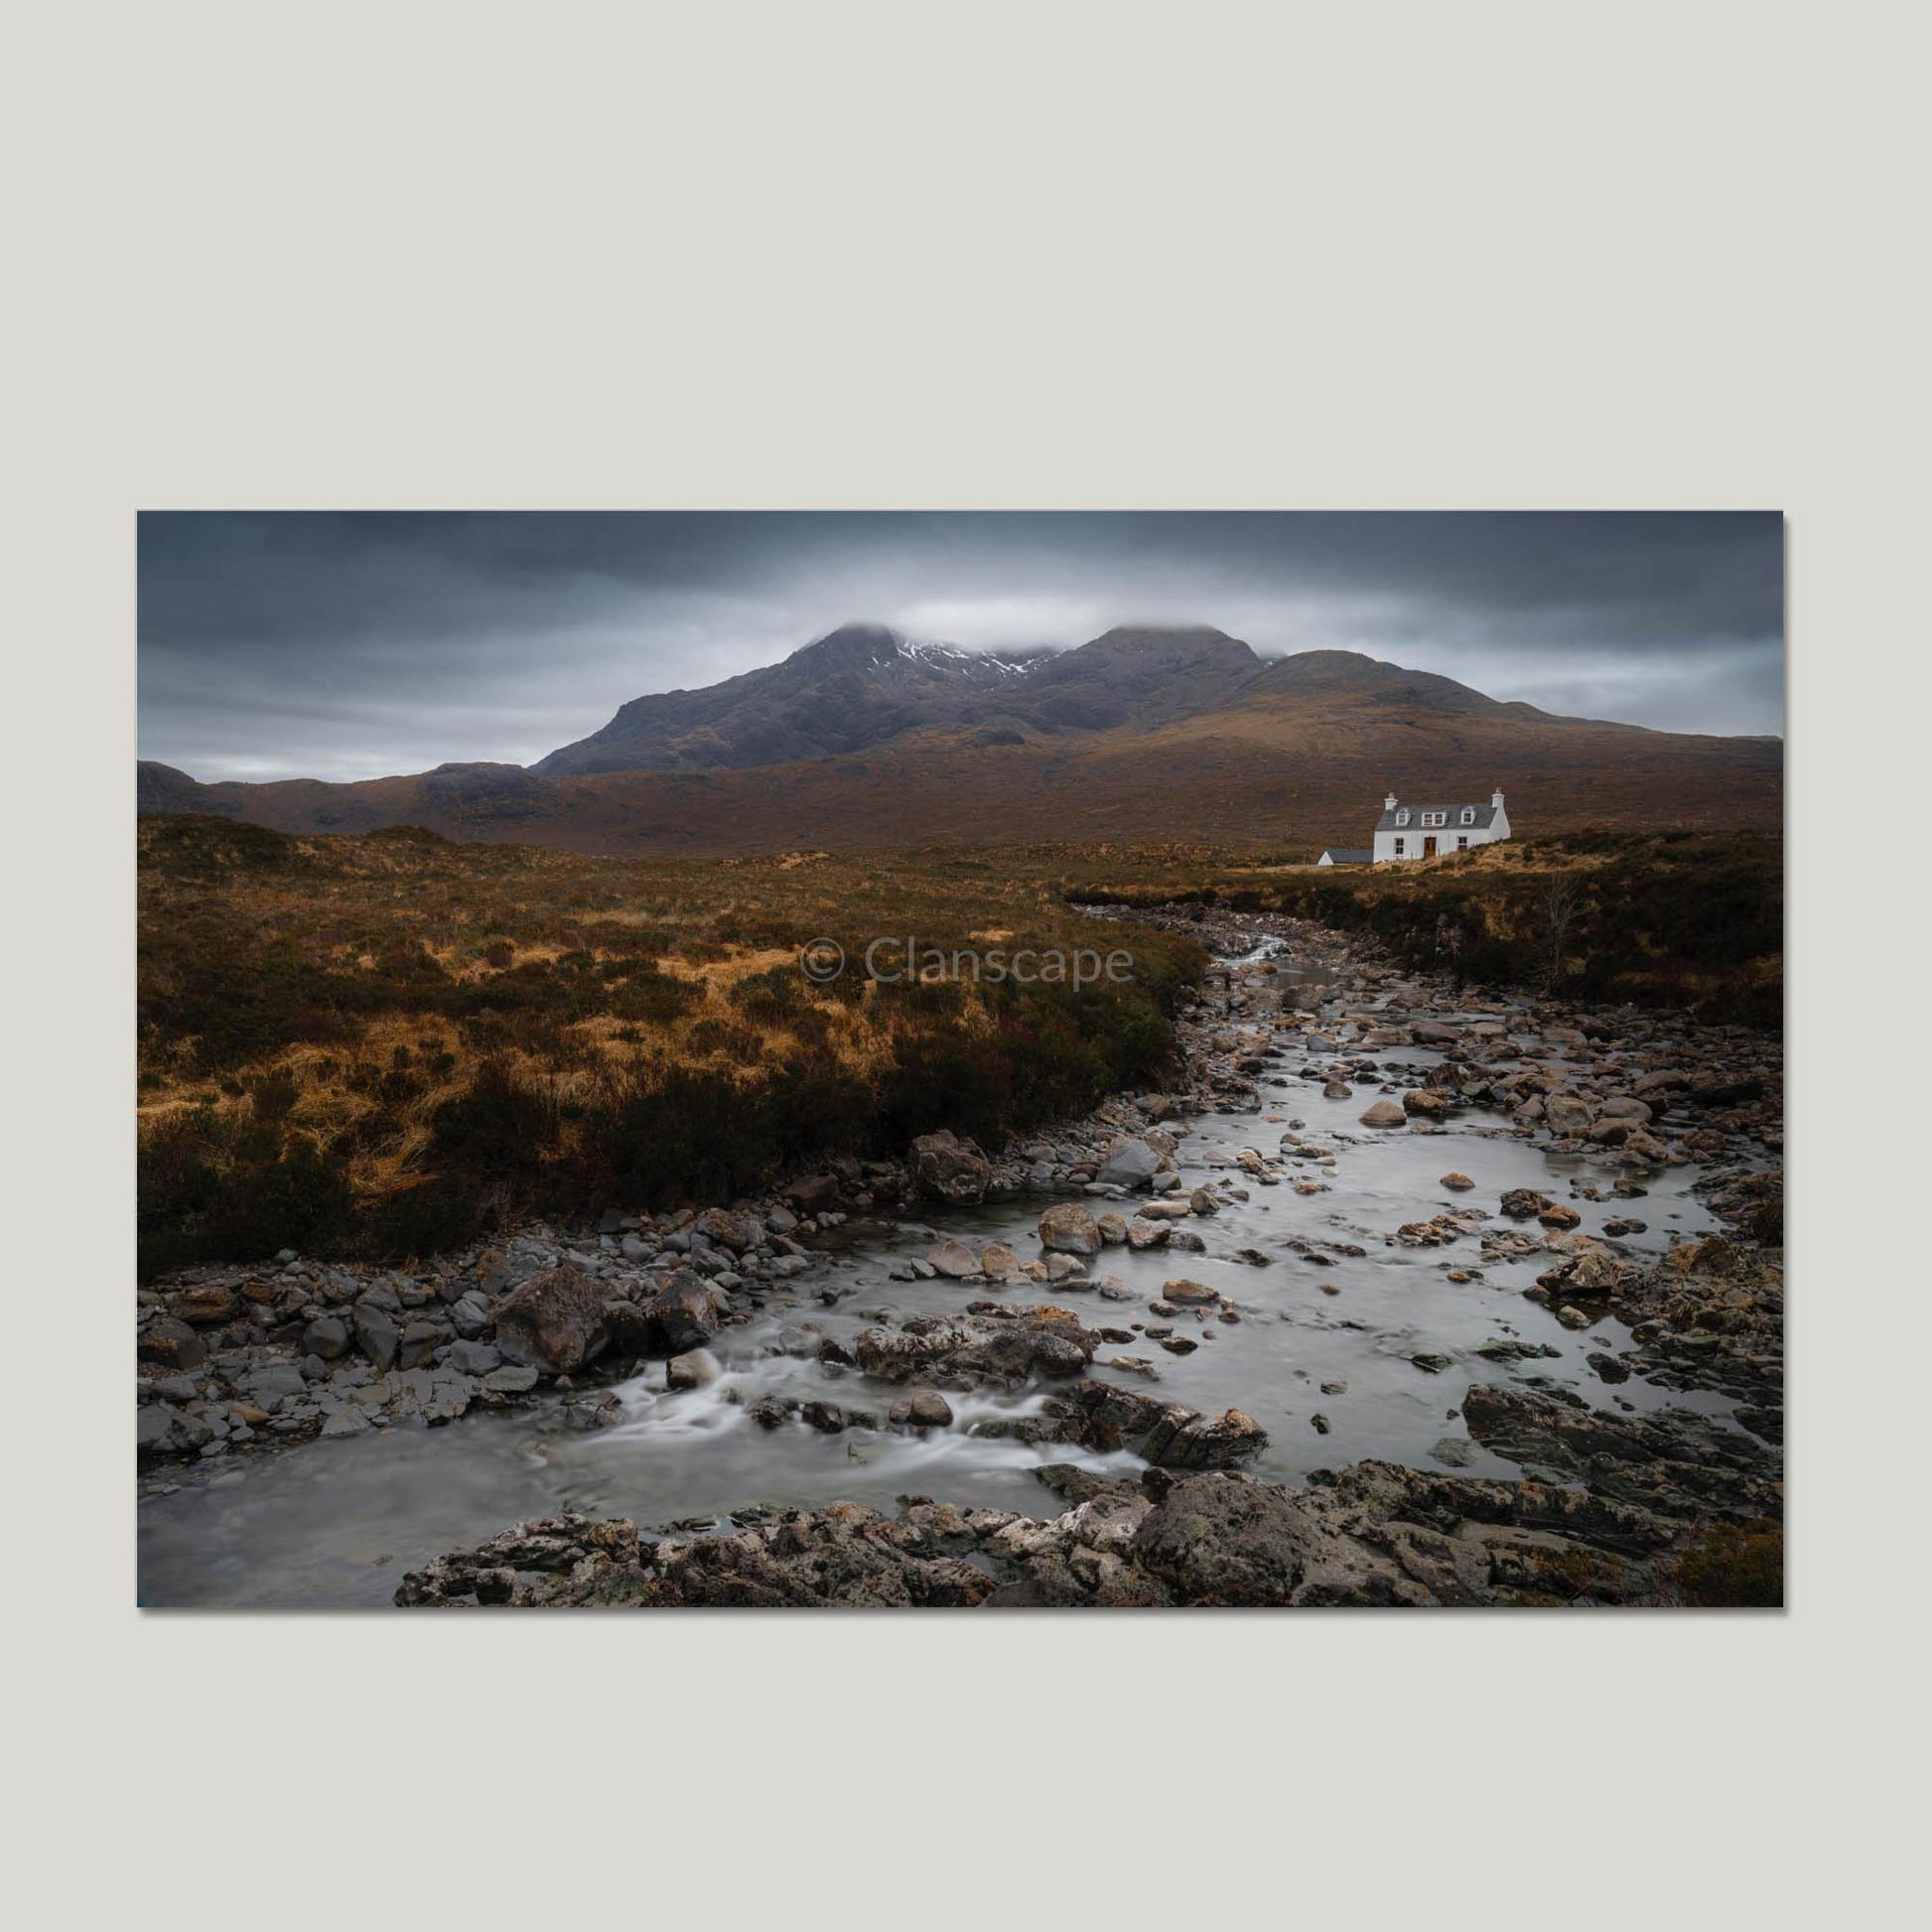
[1424,835,1438,858]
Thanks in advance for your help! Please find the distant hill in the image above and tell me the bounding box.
[139,623,1782,857]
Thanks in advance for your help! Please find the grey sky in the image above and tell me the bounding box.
[138,511,1784,781]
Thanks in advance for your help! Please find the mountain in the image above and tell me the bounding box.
[139,624,1782,857]
[534,621,1285,774]
[535,623,1034,774]
[138,760,241,817]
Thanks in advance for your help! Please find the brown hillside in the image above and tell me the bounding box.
[147,703,1778,859]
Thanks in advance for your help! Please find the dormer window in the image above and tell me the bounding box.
[1395,810,1410,826]
[1460,807,1475,825]
[1421,810,1446,827]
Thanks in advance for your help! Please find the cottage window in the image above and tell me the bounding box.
[1422,810,1447,827]
[1395,810,1410,826]
[1457,836,1469,850]
[1394,837,1405,856]
[1460,807,1475,825]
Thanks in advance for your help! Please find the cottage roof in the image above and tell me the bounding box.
[1375,802,1500,833]
[1320,847,1373,865]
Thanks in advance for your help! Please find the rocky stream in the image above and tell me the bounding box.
[137,909,1784,1607]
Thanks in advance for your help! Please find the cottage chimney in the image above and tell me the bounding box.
[1385,792,1398,811]
[1491,789,1505,808]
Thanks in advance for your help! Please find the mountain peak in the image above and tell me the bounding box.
[1254,648,1519,715]
[1085,622,1253,651]
[789,621,906,669]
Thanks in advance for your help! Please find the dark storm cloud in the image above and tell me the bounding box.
[138,511,1784,780]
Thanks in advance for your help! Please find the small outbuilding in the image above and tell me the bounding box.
[1316,847,1373,867]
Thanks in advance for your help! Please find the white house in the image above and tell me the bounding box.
[1371,789,1511,864]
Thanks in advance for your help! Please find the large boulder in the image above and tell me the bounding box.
[855,1309,1097,1385]
[1142,1405,1268,1469]
[1131,1472,1311,1602]
[1359,1098,1407,1128]
[1538,1247,1634,1298]
[139,1316,207,1370]
[910,1131,994,1206]
[636,1274,723,1356]
[1037,1202,1102,1256]
[783,1173,843,1212]
[492,1264,611,1374]
[353,1303,400,1371]
[1095,1137,1163,1189]
[693,1207,760,1254]
[1543,1092,1594,1138]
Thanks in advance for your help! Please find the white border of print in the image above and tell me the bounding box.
[5,4,1919,1930]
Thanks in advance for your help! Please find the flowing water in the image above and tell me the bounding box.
[139,961,1737,1607]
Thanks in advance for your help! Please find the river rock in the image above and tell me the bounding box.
[398,1319,443,1369]
[1539,1247,1632,1298]
[1632,1069,1689,1097]
[665,1348,721,1390]
[353,1304,401,1370]
[139,1316,207,1370]
[910,1130,994,1205]
[1402,1089,1452,1118]
[1618,1128,1674,1165]
[1126,1217,1170,1251]
[173,1283,238,1325]
[492,1264,611,1374]
[1544,1093,1594,1138]
[1500,1188,1552,1220]
[1096,1137,1163,1188]
[928,1239,981,1279]
[1162,1278,1220,1306]
[1143,1406,1268,1469]
[694,1207,760,1254]
[562,1390,622,1431]
[483,1364,540,1394]
[856,1308,1096,1385]
[1440,1172,1474,1190]
[1359,1099,1407,1128]
[1598,1096,1654,1124]
[301,1314,349,1360]
[637,1275,723,1355]
[1037,1202,1102,1256]
[784,1173,843,1212]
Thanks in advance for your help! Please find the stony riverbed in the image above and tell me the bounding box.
[137,909,1783,1607]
